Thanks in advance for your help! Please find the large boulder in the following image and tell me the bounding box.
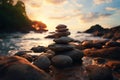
[83,47,120,60]
[0,56,51,80]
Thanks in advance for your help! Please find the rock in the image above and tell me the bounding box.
[84,24,105,33]
[81,40,93,48]
[70,42,85,50]
[105,41,120,47]
[56,28,68,32]
[14,51,29,56]
[92,57,106,65]
[105,60,120,71]
[44,34,55,38]
[0,56,51,80]
[103,25,120,40]
[55,31,70,38]
[57,49,84,62]
[33,55,51,70]
[31,46,47,53]
[81,40,107,49]
[42,50,55,59]
[51,55,73,68]
[105,60,120,79]
[48,43,74,52]
[20,54,33,62]
[83,47,120,60]
[56,24,67,29]
[86,65,113,80]
[54,37,74,44]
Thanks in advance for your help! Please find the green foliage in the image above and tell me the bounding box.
[0,0,33,33]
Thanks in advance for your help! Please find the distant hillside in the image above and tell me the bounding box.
[0,0,47,33]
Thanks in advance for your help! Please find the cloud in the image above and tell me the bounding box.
[45,0,66,4]
[80,12,112,22]
[93,0,112,5]
[105,7,117,11]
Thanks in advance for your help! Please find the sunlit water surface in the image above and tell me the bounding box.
[0,31,105,55]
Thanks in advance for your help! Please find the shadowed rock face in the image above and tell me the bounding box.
[0,56,51,80]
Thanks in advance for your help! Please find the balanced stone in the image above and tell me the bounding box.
[54,37,74,44]
[56,24,67,29]
[56,28,68,32]
[55,31,70,38]
[33,55,51,70]
[48,43,74,52]
[51,55,73,68]
[56,49,84,62]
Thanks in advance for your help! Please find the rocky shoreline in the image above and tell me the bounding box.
[0,24,120,80]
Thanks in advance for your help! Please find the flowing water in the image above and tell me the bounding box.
[0,31,105,55]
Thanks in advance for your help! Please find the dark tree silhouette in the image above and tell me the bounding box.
[0,0,47,33]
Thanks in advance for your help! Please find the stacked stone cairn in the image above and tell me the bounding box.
[48,24,84,68]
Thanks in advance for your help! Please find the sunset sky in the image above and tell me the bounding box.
[20,0,120,31]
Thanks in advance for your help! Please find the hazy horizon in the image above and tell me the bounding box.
[16,0,120,31]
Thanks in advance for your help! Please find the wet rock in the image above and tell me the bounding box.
[105,60,120,79]
[70,42,85,50]
[92,57,106,65]
[0,56,52,80]
[86,65,113,80]
[31,46,47,53]
[51,55,73,68]
[54,37,74,44]
[84,47,120,60]
[106,60,120,72]
[33,55,51,70]
[48,43,74,52]
[105,41,120,47]
[81,40,93,48]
